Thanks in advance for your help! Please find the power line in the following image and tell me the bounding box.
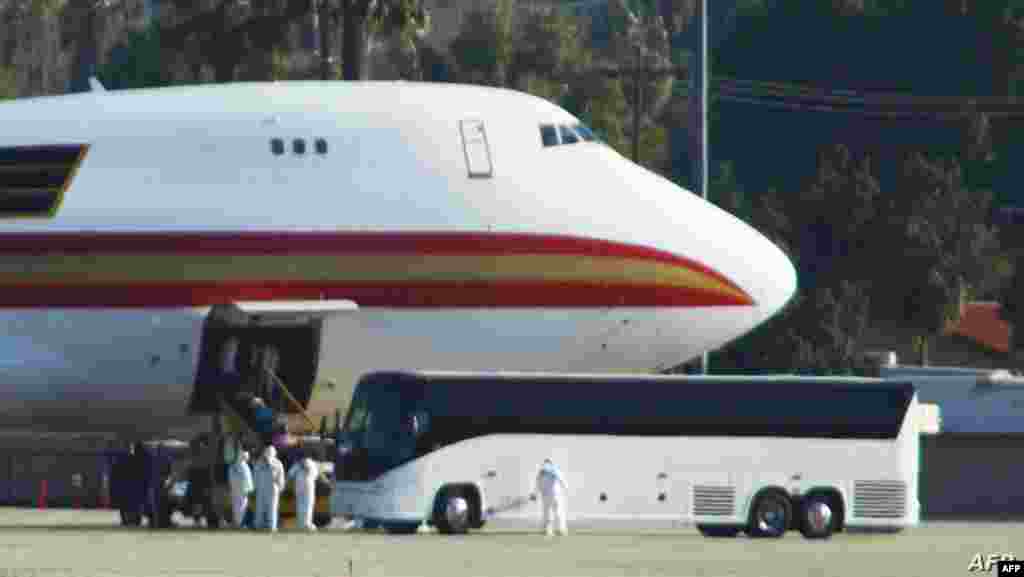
[569,66,1024,118]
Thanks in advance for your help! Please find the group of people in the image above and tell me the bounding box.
[226,442,322,531]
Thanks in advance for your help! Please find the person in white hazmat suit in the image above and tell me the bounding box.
[252,445,285,531]
[228,450,254,528]
[535,458,569,536]
[288,454,319,531]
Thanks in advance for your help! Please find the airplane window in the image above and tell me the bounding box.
[573,124,597,142]
[540,124,559,147]
[315,138,328,155]
[293,139,306,155]
[270,138,284,155]
[559,125,580,144]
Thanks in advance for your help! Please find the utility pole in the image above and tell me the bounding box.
[632,45,642,163]
[695,0,710,374]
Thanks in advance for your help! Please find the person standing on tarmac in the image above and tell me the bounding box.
[228,450,254,528]
[534,458,569,537]
[288,452,319,531]
[253,445,285,531]
[134,442,159,528]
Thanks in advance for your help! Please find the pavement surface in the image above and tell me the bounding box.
[0,508,1020,577]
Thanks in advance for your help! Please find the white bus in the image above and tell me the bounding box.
[331,371,922,539]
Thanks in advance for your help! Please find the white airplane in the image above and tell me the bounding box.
[0,80,796,439]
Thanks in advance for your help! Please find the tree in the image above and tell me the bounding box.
[338,0,426,80]
[510,7,589,89]
[895,153,1001,364]
[711,160,747,220]
[448,0,514,86]
[97,24,165,90]
[576,77,630,154]
[159,0,316,82]
[709,145,879,374]
[999,257,1024,360]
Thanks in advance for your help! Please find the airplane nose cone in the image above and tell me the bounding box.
[744,224,798,320]
[694,200,797,322]
[639,169,798,322]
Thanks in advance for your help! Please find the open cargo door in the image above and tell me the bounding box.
[189,301,358,416]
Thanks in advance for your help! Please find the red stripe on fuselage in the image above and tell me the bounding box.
[0,281,753,308]
[0,231,738,289]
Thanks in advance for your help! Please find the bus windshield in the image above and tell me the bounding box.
[338,377,422,480]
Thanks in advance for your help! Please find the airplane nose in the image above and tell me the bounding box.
[685,195,797,321]
[636,167,797,322]
[737,219,798,320]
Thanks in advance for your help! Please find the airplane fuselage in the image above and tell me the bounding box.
[0,81,796,438]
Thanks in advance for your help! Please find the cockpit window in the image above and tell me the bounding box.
[573,124,597,142]
[559,125,580,144]
[540,124,559,147]
[541,123,600,148]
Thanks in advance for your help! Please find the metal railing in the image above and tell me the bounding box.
[265,369,317,432]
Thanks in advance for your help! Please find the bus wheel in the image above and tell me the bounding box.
[434,487,472,535]
[313,513,333,529]
[747,491,791,538]
[697,524,742,538]
[799,496,837,540]
[120,508,142,527]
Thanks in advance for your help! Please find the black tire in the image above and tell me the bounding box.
[433,487,473,535]
[799,495,838,540]
[697,524,742,538]
[120,508,142,527]
[313,513,333,529]
[747,491,792,538]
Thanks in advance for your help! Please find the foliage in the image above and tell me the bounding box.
[97,24,165,90]
[340,0,427,80]
[893,153,1002,364]
[576,77,629,154]
[510,7,588,84]
[448,0,513,86]
[711,145,877,373]
[0,66,16,100]
[999,258,1024,353]
[710,160,747,220]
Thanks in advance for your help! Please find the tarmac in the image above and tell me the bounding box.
[0,508,1021,577]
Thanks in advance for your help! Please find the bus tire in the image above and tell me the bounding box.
[120,508,142,527]
[433,486,476,535]
[747,490,791,538]
[799,493,840,540]
[313,513,333,529]
[697,524,742,538]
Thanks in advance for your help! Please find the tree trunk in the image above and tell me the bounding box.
[71,7,97,92]
[918,335,930,366]
[213,56,236,83]
[342,0,368,80]
[319,0,334,80]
